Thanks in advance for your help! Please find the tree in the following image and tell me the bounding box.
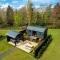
[53,3,60,19]
[0,8,2,25]
[53,3,60,28]
[18,7,28,26]
[35,5,52,26]
[6,5,14,26]
[26,0,33,25]
[36,12,42,26]
[0,7,4,26]
[31,12,37,25]
[14,10,21,26]
[0,16,3,25]
[44,5,52,26]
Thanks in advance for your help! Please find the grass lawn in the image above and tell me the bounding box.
[0,29,20,55]
[1,49,35,60]
[0,29,60,60]
[0,30,13,55]
[39,29,60,60]
[0,38,13,55]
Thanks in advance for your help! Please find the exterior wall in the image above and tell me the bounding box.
[27,30,44,39]
[27,30,32,36]
[37,32,44,39]
[27,26,48,39]
[36,32,41,38]
[7,36,11,42]
[44,29,48,39]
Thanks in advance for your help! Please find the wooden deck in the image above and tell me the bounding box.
[8,40,38,53]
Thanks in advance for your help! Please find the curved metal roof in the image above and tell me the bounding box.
[27,26,47,33]
[6,31,20,39]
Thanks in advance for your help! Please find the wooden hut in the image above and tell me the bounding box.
[26,26,48,40]
[6,31,23,42]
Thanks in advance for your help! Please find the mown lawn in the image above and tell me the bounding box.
[0,29,60,60]
[0,30,20,55]
[39,29,60,60]
[0,30,13,55]
[1,49,35,60]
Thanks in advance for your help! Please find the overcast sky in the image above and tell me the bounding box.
[0,0,60,9]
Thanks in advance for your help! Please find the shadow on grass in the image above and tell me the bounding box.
[0,35,6,41]
[36,35,53,59]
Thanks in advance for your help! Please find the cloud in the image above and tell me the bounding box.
[3,0,6,1]
[12,0,19,4]
[0,0,59,10]
[0,0,7,2]
[1,3,9,8]
[33,5,40,8]
[0,0,26,10]
[17,5,25,10]
[32,0,51,3]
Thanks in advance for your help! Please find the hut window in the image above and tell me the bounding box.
[32,31,37,36]
[29,30,31,32]
[28,30,31,36]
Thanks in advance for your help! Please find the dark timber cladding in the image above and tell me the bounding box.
[6,31,22,42]
[27,26,48,39]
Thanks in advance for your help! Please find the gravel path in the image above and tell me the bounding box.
[0,47,16,60]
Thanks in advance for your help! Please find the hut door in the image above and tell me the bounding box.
[32,31,37,36]
[7,36,10,42]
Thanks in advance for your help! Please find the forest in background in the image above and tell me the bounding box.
[0,2,60,28]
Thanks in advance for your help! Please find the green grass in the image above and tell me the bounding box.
[2,49,35,60]
[0,26,21,30]
[0,39,13,55]
[0,30,13,55]
[0,29,60,60]
[0,29,21,55]
[39,29,60,60]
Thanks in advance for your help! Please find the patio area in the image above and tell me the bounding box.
[8,40,38,53]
